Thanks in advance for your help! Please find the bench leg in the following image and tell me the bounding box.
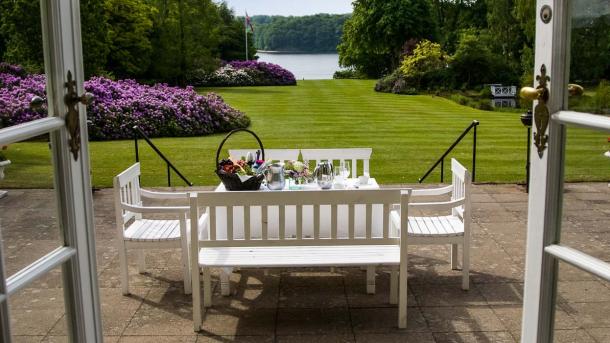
[118,241,130,295]
[462,241,470,291]
[137,250,146,274]
[220,268,231,296]
[192,263,202,332]
[451,244,459,270]
[366,265,376,294]
[390,266,398,305]
[398,259,408,329]
[203,268,212,308]
[181,245,192,295]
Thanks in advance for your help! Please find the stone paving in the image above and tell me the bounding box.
[0,183,609,342]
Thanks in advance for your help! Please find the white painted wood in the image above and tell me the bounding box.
[544,245,610,281]
[552,110,610,132]
[522,1,571,341]
[229,149,299,162]
[0,117,64,146]
[190,188,411,331]
[0,1,107,340]
[301,148,372,177]
[113,163,192,295]
[392,159,471,291]
[198,245,401,267]
[6,247,76,296]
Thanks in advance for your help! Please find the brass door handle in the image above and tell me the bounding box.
[520,87,543,101]
[520,84,584,100]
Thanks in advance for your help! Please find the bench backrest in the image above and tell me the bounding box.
[450,158,471,219]
[113,163,143,225]
[229,149,300,163]
[300,148,372,177]
[190,189,411,248]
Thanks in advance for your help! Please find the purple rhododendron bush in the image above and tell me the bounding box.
[189,60,296,87]
[0,62,250,140]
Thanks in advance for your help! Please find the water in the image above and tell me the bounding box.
[256,52,342,80]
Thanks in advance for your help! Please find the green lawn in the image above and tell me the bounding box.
[1,79,607,188]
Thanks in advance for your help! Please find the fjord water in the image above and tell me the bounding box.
[256,52,341,80]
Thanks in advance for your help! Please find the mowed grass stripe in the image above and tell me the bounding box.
[0,80,607,188]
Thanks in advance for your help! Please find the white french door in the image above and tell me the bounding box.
[522,0,610,342]
[0,1,102,342]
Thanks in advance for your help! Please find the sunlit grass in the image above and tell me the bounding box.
[1,80,607,188]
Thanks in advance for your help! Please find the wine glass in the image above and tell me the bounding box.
[341,161,351,179]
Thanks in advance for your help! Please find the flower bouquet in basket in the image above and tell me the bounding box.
[215,129,266,191]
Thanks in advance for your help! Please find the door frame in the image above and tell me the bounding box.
[0,0,103,341]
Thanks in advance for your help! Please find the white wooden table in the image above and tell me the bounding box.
[211,178,384,240]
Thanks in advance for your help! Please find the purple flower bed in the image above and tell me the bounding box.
[227,61,296,86]
[190,60,296,87]
[0,63,250,140]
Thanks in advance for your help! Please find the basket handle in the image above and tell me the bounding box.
[215,128,265,168]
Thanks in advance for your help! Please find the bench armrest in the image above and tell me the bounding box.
[121,203,189,214]
[140,189,188,200]
[411,185,453,197]
[408,198,464,211]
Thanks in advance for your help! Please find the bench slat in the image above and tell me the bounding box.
[199,245,400,267]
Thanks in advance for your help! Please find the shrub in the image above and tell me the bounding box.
[374,69,415,94]
[333,69,367,79]
[400,40,449,89]
[191,60,296,87]
[0,63,250,140]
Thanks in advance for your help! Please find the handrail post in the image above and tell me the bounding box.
[167,163,171,187]
[134,133,139,163]
[472,121,478,182]
[419,120,479,184]
[132,125,193,187]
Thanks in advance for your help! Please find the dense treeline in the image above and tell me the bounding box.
[251,14,350,53]
[340,0,610,89]
[0,0,256,85]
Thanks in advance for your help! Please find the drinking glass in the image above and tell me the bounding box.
[341,161,351,179]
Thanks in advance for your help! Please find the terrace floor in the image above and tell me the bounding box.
[1,183,609,342]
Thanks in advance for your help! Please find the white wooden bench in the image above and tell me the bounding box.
[391,158,472,290]
[189,188,412,330]
[228,149,299,162]
[113,163,192,295]
[300,148,372,177]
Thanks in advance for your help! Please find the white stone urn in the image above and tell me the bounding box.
[0,159,10,180]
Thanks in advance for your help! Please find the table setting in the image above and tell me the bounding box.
[214,128,377,192]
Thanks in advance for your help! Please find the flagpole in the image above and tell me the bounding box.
[245,12,248,61]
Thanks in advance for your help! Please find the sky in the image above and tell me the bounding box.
[219,0,353,16]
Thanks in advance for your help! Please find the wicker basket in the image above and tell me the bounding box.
[215,128,265,191]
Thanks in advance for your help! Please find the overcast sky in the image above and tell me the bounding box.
[219,0,353,16]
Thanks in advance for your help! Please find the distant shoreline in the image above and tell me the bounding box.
[257,50,338,55]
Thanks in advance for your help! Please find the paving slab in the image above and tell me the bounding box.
[1,184,609,340]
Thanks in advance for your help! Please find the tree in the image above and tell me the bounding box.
[451,31,496,87]
[81,0,111,78]
[147,0,221,84]
[218,3,256,61]
[338,0,436,77]
[251,14,349,53]
[105,0,156,78]
[0,0,44,73]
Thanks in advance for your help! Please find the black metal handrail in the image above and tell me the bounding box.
[419,120,479,183]
[133,126,193,187]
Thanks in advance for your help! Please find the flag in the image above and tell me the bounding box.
[245,11,254,33]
